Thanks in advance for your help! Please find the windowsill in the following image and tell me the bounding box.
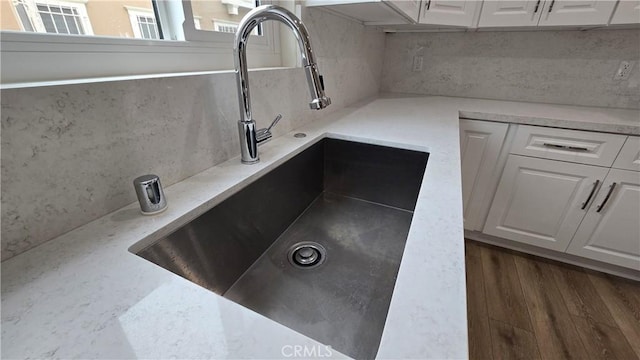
[0,66,298,90]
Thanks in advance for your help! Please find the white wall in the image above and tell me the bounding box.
[0,8,386,260]
[382,29,640,109]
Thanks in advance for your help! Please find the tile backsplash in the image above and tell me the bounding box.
[0,8,385,260]
[382,29,640,109]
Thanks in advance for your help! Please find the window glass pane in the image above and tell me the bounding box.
[1,0,165,40]
[40,12,56,33]
[66,15,80,34]
[191,0,260,35]
[52,13,68,33]
[140,22,150,39]
[75,15,85,34]
[149,25,158,39]
[15,1,35,32]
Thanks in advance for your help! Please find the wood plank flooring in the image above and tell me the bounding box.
[465,240,640,360]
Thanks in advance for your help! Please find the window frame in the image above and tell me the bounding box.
[0,0,284,89]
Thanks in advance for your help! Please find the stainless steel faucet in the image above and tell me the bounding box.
[234,5,331,164]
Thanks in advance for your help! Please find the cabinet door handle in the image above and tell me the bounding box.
[581,179,600,210]
[596,182,617,213]
[542,143,590,152]
[534,0,541,13]
[426,0,431,11]
[548,0,555,13]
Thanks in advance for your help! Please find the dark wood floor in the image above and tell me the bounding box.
[465,240,640,360]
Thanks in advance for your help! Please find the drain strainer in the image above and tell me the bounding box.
[287,242,326,269]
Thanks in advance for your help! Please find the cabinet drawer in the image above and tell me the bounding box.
[511,125,626,167]
[612,136,640,171]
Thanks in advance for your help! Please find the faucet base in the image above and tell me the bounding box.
[241,157,260,165]
[238,120,260,164]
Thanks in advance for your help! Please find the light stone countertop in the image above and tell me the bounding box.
[2,95,638,360]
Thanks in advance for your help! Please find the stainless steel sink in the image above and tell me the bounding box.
[133,138,429,359]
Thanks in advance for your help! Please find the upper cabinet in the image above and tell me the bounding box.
[307,0,636,29]
[478,0,544,27]
[538,0,618,26]
[478,0,619,28]
[419,0,480,27]
[305,0,421,25]
[610,0,640,24]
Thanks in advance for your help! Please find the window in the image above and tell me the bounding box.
[14,0,35,31]
[37,3,87,35]
[125,7,159,40]
[1,0,294,87]
[136,15,158,39]
[213,19,238,33]
[9,0,93,35]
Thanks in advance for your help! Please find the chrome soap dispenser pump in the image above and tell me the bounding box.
[133,174,168,215]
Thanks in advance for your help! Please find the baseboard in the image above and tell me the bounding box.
[465,230,640,282]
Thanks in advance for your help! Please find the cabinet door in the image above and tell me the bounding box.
[478,0,544,27]
[305,1,413,25]
[612,136,640,172]
[566,169,640,270]
[483,155,609,251]
[459,120,509,231]
[386,0,422,22]
[420,0,480,26]
[538,0,617,26]
[610,0,640,24]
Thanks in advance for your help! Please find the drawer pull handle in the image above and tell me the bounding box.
[543,143,589,152]
[581,179,600,210]
[426,0,431,10]
[548,0,555,13]
[596,182,617,213]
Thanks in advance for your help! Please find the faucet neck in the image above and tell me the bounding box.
[233,5,330,124]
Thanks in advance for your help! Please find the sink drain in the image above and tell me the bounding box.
[287,242,326,269]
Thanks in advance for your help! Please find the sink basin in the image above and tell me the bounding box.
[133,138,429,359]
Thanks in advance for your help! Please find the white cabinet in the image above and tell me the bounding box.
[419,0,480,27]
[610,0,640,25]
[388,0,422,22]
[612,136,640,171]
[478,0,618,27]
[479,0,544,27]
[305,0,421,25]
[538,0,618,26]
[566,169,640,270]
[459,120,509,231]
[461,121,638,275]
[510,125,627,167]
[483,155,609,252]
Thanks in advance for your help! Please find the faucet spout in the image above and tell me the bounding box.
[233,5,331,164]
